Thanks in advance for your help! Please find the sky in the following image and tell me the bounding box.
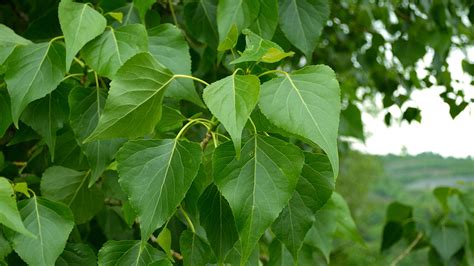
[350,49,474,158]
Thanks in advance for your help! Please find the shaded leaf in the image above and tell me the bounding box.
[40,166,104,224]
[21,84,69,160]
[180,230,215,266]
[249,0,278,40]
[278,0,329,59]
[184,0,219,48]
[56,243,97,266]
[258,65,340,176]
[213,136,304,264]
[117,139,201,240]
[0,90,12,137]
[216,0,260,50]
[69,86,124,185]
[430,224,465,262]
[198,184,238,263]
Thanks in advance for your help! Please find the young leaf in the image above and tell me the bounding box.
[148,24,204,107]
[230,29,293,64]
[117,139,201,240]
[40,166,104,224]
[278,0,330,59]
[249,0,278,40]
[258,65,340,177]
[69,86,125,185]
[0,177,32,237]
[98,240,168,265]
[5,42,66,125]
[180,230,215,266]
[198,185,238,263]
[184,0,219,48]
[5,197,74,266]
[213,136,304,264]
[85,53,174,141]
[216,0,260,50]
[81,24,148,78]
[20,84,70,160]
[58,0,106,69]
[0,24,31,64]
[56,243,97,266]
[157,228,172,259]
[203,73,260,157]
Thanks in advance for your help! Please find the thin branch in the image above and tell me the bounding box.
[390,232,423,266]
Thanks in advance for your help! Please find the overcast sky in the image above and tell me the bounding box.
[351,49,474,158]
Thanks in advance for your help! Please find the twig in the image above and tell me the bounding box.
[390,232,423,266]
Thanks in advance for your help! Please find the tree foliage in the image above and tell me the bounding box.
[0,0,473,265]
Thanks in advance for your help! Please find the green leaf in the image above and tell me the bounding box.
[430,224,465,262]
[5,42,66,125]
[148,24,204,107]
[271,192,314,262]
[54,129,90,170]
[0,230,11,260]
[340,103,364,141]
[0,24,31,65]
[98,240,167,265]
[85,53,174,141]
[380,221,403,252]
[21,84,69,160]
[271,152,333,261]
[0,177,32,237]
[58,0,106,69]
[203,73,259,157]
[133,0,155,22]
[155,106,186,133]
[69,86,125,185]
[157,228,172,259]
[298,152,334,212]
[216,0,260,50]
[330,193,363,244]
[81,24,148,79]
[117,139,201,240]
[56,243,97,266]
[258,65,340,177]
[462,60,474,76]
[40,166,104,224]
[180,230,215,266]
[6,197,74,266]
[184,0,219,48]
[268,239,293,266]
[278,0,329,59]
[0,90,12,137]
[231,29,293,64]
[249,0,278,40]
[198,184,238,263]
[213,136,304,264]
[304,208,337,263]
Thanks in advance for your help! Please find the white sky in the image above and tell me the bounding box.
[350,49,474,158]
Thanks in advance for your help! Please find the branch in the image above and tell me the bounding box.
[390,232,423,266]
